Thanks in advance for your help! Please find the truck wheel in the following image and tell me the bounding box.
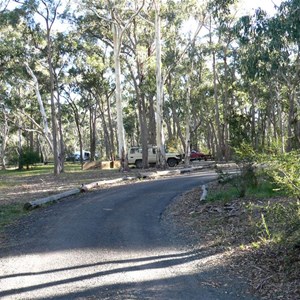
[135,160,143,168]
[167,158,177,167]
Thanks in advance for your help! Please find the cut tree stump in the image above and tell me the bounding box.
[200,184,208,201]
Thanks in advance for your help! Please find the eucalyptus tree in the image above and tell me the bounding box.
[0,103,9,169]
[233,3,300,153]
[79,48,117,161]
[267,0,300,151]
[153,0,206,167]
[0,7,40,168]
[205,0,238,160]
[125,16,153,168]
[80,0,145,170]
[13,0,70,174]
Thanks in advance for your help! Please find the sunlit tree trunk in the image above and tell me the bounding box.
[209,18,222,161]
[184,74,191,167]
[0,106,9,170]
[112,23,128,170]
[24,63,53,152]
[154,0,166,168]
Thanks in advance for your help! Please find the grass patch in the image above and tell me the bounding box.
[0,163,84,177]
[0,204,29,230]
[247,179,286,198]
[207,179,284,204]
[0,163,120,178]
[206,186,240,203]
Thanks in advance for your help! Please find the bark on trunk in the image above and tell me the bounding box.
[113,23,128,170]
[24,63,53,152]
[155,1,166,168]
[0,107,9,170]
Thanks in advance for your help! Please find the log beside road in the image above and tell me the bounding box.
[24,188,81,210]
[80,178,124,192]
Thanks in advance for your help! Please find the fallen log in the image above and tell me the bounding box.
[80,178,124,192]
[138,170,181,179]
[24,188,81,210]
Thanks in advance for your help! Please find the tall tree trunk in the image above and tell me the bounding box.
[55,77,65,172]
[45,24,60,175]
[223,50,230,161]
[89,106,97,161]
[167,75,185,148]
[113,23,128,170]
[210,18,222,160]
[287,88,295,151]
[18,121,23,170]
[98,95,113,160]
[148,96,156,145]
[24,63,53,152]
[155,0,166,168]
[126,50,149,168]
[184,76,191,167]
[0,106,9,170]
[105,92,116,161]
[250,94,257,149]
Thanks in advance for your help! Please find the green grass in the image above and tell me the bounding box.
[0,162,84,177]
[0,162,122,177]
[247,180,286,198]
[0,204,29,230]
[206,186,240,203]
[207,178,285,204]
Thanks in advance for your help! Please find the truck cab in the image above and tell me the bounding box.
[128,146,182,168]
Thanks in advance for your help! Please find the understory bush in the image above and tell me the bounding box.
[217,143,258,197]
[257,200,300,248]
[262,150,300,199]
[216,145,300,249]
[257,151,300,249]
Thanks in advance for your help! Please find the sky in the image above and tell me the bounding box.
[239,0,283,16]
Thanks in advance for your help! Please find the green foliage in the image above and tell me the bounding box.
[257,200,300,248]
[206,185,240,203]
[217,143,257,197]
[210,176,280,203]
[166,137,182,153]
[20,148,40,170]
[261,151,300,199]
[228,111,251,147]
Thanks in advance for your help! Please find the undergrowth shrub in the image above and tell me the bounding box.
[261,151,300,199]
[217,143,257,197]
[257,200,300,249]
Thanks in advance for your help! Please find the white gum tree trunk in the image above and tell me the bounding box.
[155,0,166,168]
[24,62,53,152]
[113,22,128,170]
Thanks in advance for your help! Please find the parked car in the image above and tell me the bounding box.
[66,151,91,162]
[190,150,213,161]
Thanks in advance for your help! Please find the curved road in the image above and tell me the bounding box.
[0,171,256,299]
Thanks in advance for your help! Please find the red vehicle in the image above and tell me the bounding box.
[190,150,213,161]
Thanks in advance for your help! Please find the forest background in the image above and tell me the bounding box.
[2,0,299,173]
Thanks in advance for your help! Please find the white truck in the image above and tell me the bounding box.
[128,146,182,168]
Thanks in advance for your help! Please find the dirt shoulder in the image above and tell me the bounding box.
[0,169,139,207]
[164,182,299,300]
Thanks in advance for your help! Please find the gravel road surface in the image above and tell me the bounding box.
[0,171,257,299]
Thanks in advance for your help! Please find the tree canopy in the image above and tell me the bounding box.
[1,0,298,172]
